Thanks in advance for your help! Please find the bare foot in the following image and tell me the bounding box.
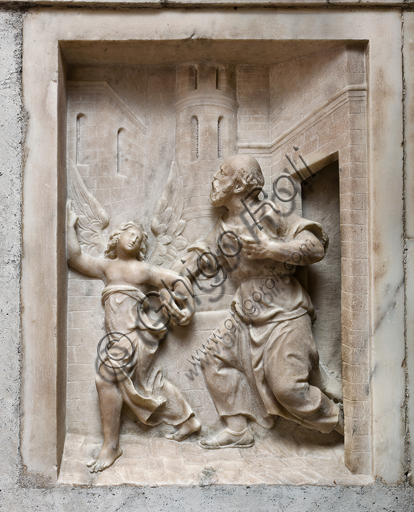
[166,416,201,442]
[200,427,254,449]
[87,445,123,473]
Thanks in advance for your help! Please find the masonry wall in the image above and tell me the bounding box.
[269,46,370,474]
[236,46,370,473]
[269,46,352,139]
[237,65,272,181]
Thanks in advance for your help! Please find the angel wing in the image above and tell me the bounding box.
[68,160,110,257]
[148,161,187,267]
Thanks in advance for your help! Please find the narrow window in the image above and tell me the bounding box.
[217,116,224,159]
[117,128,124,174]
[189,66,198,90]
[76,113,85,164]
[191,116,199,161]
[217,67,226,91]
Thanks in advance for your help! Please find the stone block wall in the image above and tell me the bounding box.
[67,82,146,225]
[238,45,369,473]
[237,66,270,144]
[236,65,272,186]
[269,46,350,139]
[269,46,370,474]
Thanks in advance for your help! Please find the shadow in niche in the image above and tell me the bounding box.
[301,160,342,378]
[266,416,343,453]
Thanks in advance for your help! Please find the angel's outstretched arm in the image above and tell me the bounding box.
[169,249,199,277]
[67,201,108,280]
[147,266,195,326]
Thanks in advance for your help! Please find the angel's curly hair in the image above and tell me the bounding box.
[104,221,148,261]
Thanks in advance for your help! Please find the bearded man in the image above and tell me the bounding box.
[170,154,344,448]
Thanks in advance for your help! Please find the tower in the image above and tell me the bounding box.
[175,62,238,240]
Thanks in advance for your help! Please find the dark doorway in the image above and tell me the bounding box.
[302,161,341,376]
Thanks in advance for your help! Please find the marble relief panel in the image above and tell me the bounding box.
[60,42,370,486]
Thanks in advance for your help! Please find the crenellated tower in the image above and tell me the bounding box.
[175,62,238,239]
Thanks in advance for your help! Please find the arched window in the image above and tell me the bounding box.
[117,128,125,174]
[189,66,198,90]
[76,113,86,164]
[217,116,224,159]
[191,116,199,161]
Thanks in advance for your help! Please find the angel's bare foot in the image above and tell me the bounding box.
[87,444,123,473]
[166,416,201,442]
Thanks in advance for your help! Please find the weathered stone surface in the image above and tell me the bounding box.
[0,7,23,492]
[1,2,414,509]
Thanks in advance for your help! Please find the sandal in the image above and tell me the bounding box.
[199,427,254,450]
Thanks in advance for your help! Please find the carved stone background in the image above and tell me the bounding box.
[60,43,369,484]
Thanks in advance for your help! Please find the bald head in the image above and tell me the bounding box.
[224,154,264,196]
[210,154,265,207]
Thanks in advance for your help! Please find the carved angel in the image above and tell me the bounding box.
[68,159,188,266]
[66,160,201,474]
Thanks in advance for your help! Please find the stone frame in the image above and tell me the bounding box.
[21,8,404,484]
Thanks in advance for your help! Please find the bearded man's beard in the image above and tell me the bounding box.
[210,182,234,207]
